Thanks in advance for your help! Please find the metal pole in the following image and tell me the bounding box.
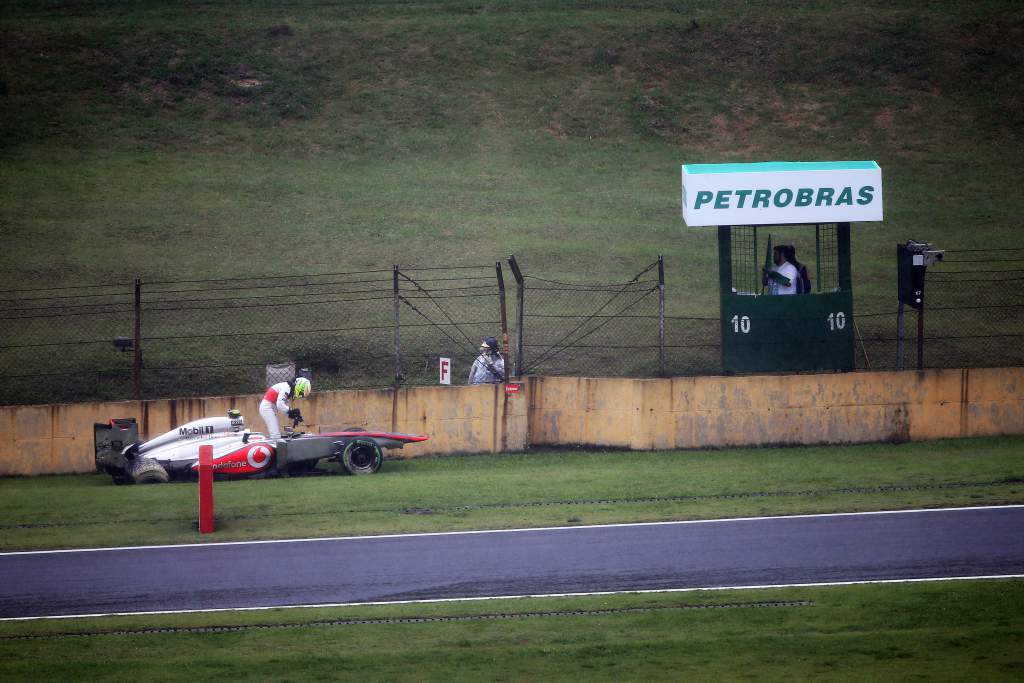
[916,303,925,371]
[495,262,510,365]
[516,278,524,378]
[133,277,142,400]
[815,224,822,293]
[658,254,665,377]
[896,302,905,371]
[507,255,525,378]
[392,265,401,388]
[751,226,759,294]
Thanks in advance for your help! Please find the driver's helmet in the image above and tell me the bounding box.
[294,377,312,398]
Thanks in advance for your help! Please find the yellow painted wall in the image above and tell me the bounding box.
[527,368,1024,449]
[0,383,527,476]
[1,368,1021,476]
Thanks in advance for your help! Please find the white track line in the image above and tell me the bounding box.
[2,574,1023,622]
[3,504,1023,557]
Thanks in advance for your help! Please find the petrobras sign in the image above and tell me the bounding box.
[681,161,883,226]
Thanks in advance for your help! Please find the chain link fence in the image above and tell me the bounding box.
[137,269,399,400]
[0,264,506,405]
[0,282,136,405]
[1,248,1022,406]
[510,258,664,378]
[396,265,504,387]
[854,247,1024,371]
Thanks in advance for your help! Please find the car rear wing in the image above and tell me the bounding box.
[93,417,139,472]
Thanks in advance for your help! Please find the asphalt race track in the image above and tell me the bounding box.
[2,506,1023,619]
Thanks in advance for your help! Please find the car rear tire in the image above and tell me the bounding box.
[339,439,383,475]
[130,458,169,484]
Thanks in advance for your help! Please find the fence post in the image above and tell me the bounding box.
[496,262,510,364]
[815,225,823,295]
[133,277,142,400]
[896,302,905,370]
[393,265,401,388]
[507,255,525,378]
[658,255,666,377]
[916,303,925,371]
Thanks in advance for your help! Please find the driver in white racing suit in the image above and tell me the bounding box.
[259,376,311,439]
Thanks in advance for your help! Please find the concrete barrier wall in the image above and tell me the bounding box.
[0,384,527,476]
[1,368,1021,476]
[527,368,1024,449]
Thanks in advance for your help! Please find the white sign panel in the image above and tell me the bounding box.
[681,161,882,226]
[439,357,451,385]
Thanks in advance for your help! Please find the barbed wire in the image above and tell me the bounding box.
[2,251,1023,404]
[943,247,1024,253]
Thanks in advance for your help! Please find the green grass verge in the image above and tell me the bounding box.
[1,581,1021,681]
[2,436,1022,552]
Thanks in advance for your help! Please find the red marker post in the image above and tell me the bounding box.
[198,444,215,534]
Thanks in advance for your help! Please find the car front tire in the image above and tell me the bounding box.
[339,439,383,475]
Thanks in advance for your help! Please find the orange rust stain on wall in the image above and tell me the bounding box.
[1,383,531,475]
[527,368,1024,450]
[1,369,1022,476]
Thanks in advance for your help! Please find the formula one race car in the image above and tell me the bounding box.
[94,409,428,484]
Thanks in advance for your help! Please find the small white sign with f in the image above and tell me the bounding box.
[439,357,451,385]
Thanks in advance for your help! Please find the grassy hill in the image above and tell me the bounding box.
[1,1,1022,399]
[3,1,1022,292]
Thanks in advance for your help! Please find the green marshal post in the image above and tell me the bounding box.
[683,161,881,374]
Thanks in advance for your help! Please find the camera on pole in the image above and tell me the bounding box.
[897,240,944,310]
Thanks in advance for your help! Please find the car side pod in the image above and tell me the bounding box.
[197,445,214,534]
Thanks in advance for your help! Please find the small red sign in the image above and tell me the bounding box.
[505,383,522,395]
